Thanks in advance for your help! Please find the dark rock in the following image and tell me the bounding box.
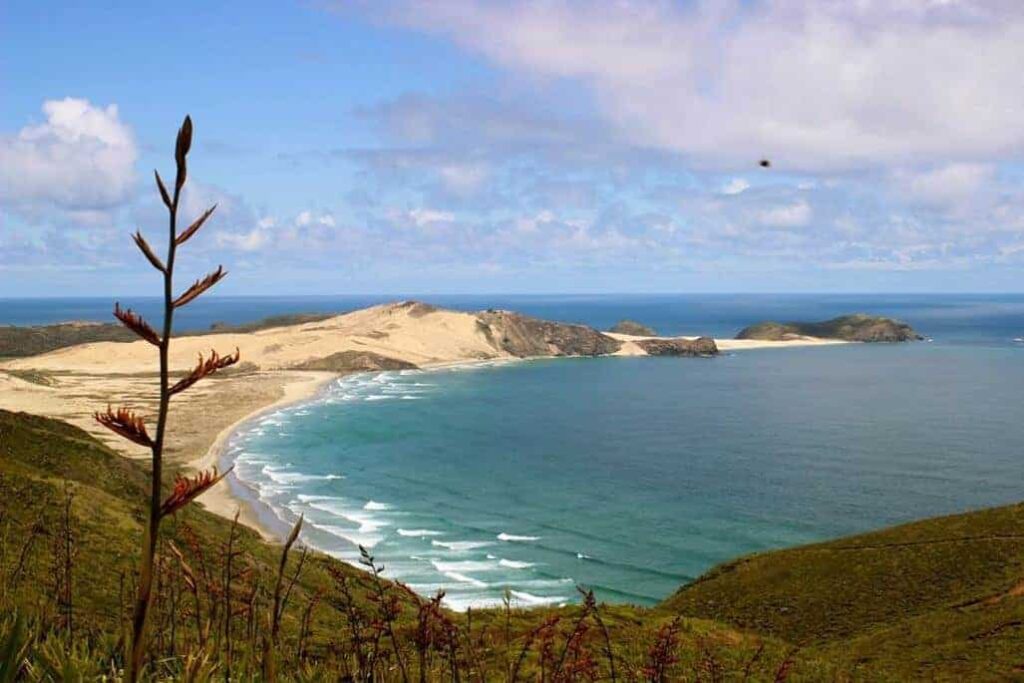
[736,314,922,342]
[477,310,622,357]
[610,320,657,336]
[635,337,719,356]
[292,350,418,372]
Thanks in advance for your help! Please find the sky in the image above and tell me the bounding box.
[2,0,1024,296]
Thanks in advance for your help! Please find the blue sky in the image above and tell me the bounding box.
[3,1,1024,296]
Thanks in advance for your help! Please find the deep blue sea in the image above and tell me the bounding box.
[6,294,1024,609]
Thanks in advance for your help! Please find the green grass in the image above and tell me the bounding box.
[0,314,338,359]
[662,504,1024,678]
[2,407,1022,679]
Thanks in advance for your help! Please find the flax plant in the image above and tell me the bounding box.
[93,115,237,681]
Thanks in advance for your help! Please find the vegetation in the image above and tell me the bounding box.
[735,315,922,342]
[663,504,1024,679]
[608,321,657,337]
[0,314,338,361]
[0,323,136,360]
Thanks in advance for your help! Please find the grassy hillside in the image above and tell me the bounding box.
[0,409,785,681]
[663,504,1024,679]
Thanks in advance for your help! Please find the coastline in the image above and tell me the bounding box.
[189,338,850,543]
[188,370,338,540]
[0,301,855,544]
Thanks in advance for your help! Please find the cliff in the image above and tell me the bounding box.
[476,309,623,357]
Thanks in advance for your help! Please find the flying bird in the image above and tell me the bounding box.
[759,159,771,168]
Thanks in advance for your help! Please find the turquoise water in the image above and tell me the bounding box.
[221,296,1024,610]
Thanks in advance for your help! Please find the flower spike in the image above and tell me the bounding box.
[132,231,166,273]
[114,303,161,346]
[94,405,153,448]
[169,348,240,396]
[173,266,226,308]
[176,204,217,246]
[160,466,230,518]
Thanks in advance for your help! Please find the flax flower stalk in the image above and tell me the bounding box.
[93,115,233,682]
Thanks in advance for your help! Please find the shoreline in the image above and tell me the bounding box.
[188,370,338,540]
[192,356,533,541]
[191,339,850,543]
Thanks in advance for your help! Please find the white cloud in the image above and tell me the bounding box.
[757,201,813,228]
[367,1,1024,170]
[407,208,455,227]
[0,98,137,211]
[721,178,750,195]
[893,162,994,208]
[438,162,489,194]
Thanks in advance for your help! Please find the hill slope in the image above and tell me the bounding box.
[663,503,1024,678]
[737,314,922,342]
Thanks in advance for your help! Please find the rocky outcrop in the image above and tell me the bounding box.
[477,310,623,358]
[635,337,718,356]
[292,350,418,372]
[610,320,657,336]
[736,315,922,342]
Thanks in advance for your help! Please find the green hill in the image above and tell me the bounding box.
[736,314,922,342]
[662,505,1024,679]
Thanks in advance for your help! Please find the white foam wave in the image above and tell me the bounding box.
[261,466,342,484]
[442,572,489,588]
[441,594,508,611]
[313,523,383,549]
[499,559,536,569]
[509,590,566,606]
[497,533,540,542]
[363,500,390,511]
[397,528,443,537]
[432,540,494,551]
[431,560,497,573]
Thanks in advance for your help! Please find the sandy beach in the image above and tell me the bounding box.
[0,301,846,539]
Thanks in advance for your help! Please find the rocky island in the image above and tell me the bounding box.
[609,319,657,336]
[736,314,922,343]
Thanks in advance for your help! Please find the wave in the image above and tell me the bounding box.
[442,571,489,588]
[509,590,567,606]
[430,560,497,573]
[311,523,383,549]
[432,540,494,551]
[497,533,540,542]
[438,594,508,612]
[363,500,390,511]
[499,558,536,569]
[261,465,342,484]
[397,528,443,537]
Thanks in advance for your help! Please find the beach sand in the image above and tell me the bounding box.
[0,301,846,538]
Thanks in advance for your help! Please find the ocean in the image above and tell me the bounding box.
[6,294,1024,609]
